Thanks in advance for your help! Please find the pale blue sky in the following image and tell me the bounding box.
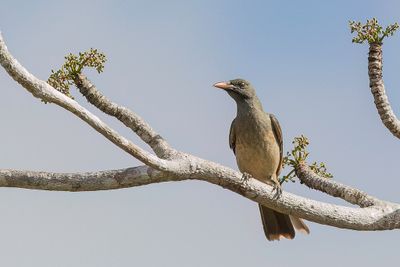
[1,1,400,266]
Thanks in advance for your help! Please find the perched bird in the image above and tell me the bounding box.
[214,78,309,241]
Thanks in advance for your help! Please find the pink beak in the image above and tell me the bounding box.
[213,81,234,90]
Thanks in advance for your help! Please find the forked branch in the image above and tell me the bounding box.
[1,28,400,231]
[0,34,169,170]
[73,73,174,159]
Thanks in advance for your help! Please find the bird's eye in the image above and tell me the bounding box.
[239,82,245,87]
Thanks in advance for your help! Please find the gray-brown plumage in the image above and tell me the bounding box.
[214,78,310,241]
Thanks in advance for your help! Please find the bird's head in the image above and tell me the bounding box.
[213,78,256,102]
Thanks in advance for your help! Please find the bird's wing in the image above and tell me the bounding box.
[229,118,236,154]
[269,114,283,176]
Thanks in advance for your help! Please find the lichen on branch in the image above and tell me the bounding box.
[47,48,106,98]
[280,135,333,184]
[349,18,399,44]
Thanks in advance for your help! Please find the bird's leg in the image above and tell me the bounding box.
[271,177,282,200]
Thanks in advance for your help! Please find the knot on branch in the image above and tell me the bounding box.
[47,48,106,98]
[280,135,333,184]
[349,18,399,45]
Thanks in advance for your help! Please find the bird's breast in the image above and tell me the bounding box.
[234,119,280,184]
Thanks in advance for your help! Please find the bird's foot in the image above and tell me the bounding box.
[241,172,252,184]
[272,183,282,200]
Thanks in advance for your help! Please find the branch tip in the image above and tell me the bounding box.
[48,48,106,97]
[349,18,399,44]
[281,135,333,184]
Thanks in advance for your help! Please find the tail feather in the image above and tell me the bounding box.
[259,205,295,241]
[289,215,310,234]
[259,205,310,241]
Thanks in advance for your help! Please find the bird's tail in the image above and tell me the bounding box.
[289,215,310,235]
[258,204,310,241]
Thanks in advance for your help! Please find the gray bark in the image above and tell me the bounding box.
[368,43,400,138]
[74,73,175,159]
[295,163,379,208]
[1,33,400,231]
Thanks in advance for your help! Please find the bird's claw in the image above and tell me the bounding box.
[272,183,282,200]
[241,172,252,184]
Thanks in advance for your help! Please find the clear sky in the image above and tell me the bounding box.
[1,0,400,266]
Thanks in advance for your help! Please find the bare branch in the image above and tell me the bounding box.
[189,158,400,231]
[74,73,175,159]
[295,162,379,207]
[0,166,174,191]
[1,32,400,232]
[368,43,400,138]
[0,33,170,170]
[1,163,399,231]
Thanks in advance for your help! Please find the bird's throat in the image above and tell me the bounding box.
[236,97,264,117]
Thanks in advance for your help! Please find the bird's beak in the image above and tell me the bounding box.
[213,81,234,90]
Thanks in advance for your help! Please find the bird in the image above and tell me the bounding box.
[214,78,310,241]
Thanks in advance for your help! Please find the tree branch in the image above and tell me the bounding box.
[1,32,400,232]
[350,19,400,139]
[0,33,170,170]
[0,166,173,191]
[295,162,379,207]
[368,43,400,138]
[1,164,399,231]
[74,73,175,159]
